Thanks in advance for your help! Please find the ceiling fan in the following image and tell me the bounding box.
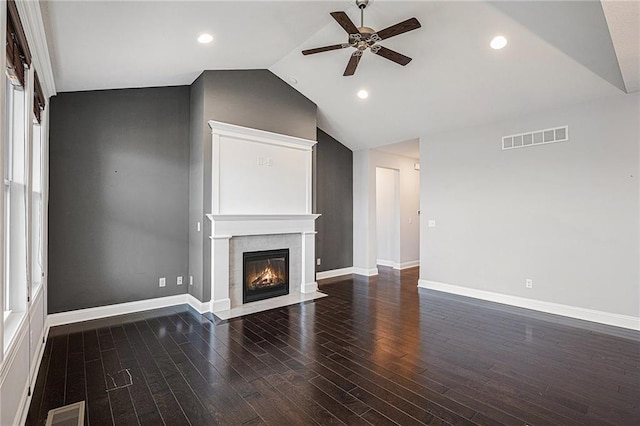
[302,0,421,76]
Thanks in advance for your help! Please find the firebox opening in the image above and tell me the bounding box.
[243,249,289,304]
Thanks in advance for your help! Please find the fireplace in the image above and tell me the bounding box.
[206,121,320,314]
[243,249,289,304]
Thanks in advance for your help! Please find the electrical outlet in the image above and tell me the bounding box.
[190,275,193,286]
[159,277,166,287]
[177,276,183,285]
[317,258,321,266]
[526,279,533,289]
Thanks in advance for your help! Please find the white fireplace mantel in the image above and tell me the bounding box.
[206,121,320,315]
[206,214,320,238]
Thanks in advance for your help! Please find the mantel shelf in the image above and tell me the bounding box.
[206,214,320,222]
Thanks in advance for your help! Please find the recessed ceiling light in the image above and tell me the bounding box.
[357,90,369,99]
[490,35,508,50]
[198,33,214,44]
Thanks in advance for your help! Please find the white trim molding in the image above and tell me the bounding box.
[206,214,320,238]
[418,280,640,331]
[302,282,318,293]
[208,120,316,150]
[316,267,354,280]
[47,294,215,327]
[210,298,231,313]
[15,0,56,97]
[376,260,419,270]
[376,259,395,268]
[1,324,30,426]
[398,260,419,270]
[187,294,209,314]
[48,294,189,327]
[353,267,379,277]
[18,318,49,426]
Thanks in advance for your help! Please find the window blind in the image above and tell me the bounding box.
[6,0,31,87]
[34,72,45,122]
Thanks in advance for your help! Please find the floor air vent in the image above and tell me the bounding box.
[45,401,85,426]
[502,126,568,150]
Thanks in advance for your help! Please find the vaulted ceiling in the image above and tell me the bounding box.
[42,0,638,151]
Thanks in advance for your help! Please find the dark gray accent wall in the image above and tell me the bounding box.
[188,75,206,301]
[189,70,317,302]
[48,87,190,313]
[315,129,353,272]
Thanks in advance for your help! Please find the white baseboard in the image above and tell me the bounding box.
[316,267,353,280]
[302,282,318,293]
[418,279,640,331]
[397,260,419,270]
[211,298,231,313]
[376,260,419,270]
[47,294,189,327]
[352,267,379,277]
[186,294,209,314]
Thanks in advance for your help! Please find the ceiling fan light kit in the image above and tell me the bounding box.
[302,0,421,76]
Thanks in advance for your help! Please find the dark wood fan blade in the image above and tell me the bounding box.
[344,53,361,76]
[376,17,421,40]
[302,44,348,55]
[373,46,412,66]
[330,11,360,35]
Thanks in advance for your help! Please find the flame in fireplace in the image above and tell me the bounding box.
[248,258,286,289]
[259,264,278,282]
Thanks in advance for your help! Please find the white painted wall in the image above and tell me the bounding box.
[352,150,376,275]
[419,93,639,322]
[353,150,420,274]
[210,121,315,216]
[217,135,309,214]
[376,167,400,266]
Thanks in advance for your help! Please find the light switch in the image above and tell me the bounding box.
[428,219,436,228]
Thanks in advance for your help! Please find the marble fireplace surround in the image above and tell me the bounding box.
[206,214,321,314]
[205,121,324,318]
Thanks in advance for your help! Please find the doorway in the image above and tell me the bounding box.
[375,167,401,268]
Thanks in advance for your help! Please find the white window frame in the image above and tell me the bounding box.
[2,62,33,353]
[31,114,43,298]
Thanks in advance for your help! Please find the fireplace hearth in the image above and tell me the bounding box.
[243,249,289,304]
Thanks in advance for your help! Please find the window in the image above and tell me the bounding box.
[31,115,43,296]
[4,74,27,320]
[4,0,32,331]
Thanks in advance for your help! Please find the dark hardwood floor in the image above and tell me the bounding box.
[27,267,640,425]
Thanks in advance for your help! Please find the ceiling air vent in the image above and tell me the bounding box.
[502,126,568,150]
